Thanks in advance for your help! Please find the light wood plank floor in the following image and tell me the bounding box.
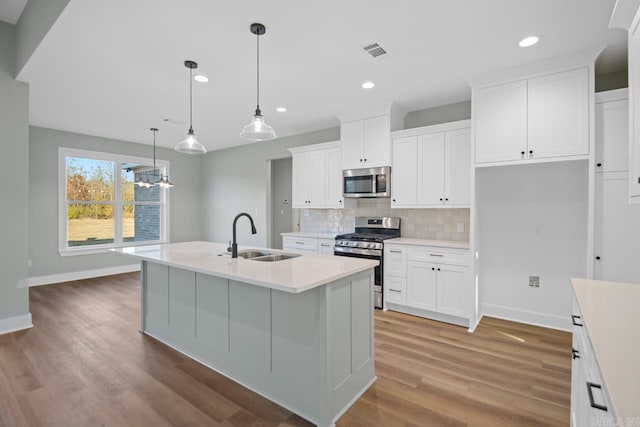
[0,273,571,426]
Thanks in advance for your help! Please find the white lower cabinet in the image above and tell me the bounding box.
[384,243,470,327]
[282,235,334,255]
[571,298,614,427]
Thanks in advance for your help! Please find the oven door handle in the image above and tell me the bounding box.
[334,246,382,257]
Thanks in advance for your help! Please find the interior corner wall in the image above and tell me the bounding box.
[404,100,471,129]
[0,21,30,320]
[28,126,202,278]
[200,128,339,247]
[476,161,589,331]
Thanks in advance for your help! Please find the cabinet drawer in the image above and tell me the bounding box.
[385,276,406,304]
[318,238,335,255]
[407,247,469,266]
[282,236,318,251]
[384,245,407,277]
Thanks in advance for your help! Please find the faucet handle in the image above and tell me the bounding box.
[227,240,232,253]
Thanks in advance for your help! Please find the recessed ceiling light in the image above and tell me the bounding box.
[362,81,375,89]
[276,107,287,112]
[194,74,208,82]
[518,36,540,48]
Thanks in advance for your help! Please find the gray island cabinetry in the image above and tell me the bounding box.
[114,241,378,427]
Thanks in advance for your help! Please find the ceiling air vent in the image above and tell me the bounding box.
[363,43,387,58]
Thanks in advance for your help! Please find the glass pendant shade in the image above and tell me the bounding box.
[158,176,174,188]
[240,109,276,141]
[175,128,207,154]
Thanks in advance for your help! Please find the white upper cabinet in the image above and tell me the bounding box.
[290,141,353,209]
[390,136,417,207]
[391,120,470,208]
[528,68,589,159]
[341,115,391,169]
[474,80,528,164]
[474,68,589,165]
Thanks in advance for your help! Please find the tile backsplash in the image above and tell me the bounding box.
[299,198,470,241]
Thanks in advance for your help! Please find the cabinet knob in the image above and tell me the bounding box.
[596,163,602,167]
[529,150,533,154]
[521,151,525,155]
[392,199,396,202]
[439,198,443,201]
[445,198,449,201]
[431,267,435,271]
[339,200,342,203]
[437,268,441,271]
[360,158,363,162]
[595,256,601,260]
[637,177,639,184]
[364,158,367,162]
[572,348,580,360]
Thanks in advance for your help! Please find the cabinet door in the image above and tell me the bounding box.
[595,98,629,173]
[594,174,640,283]
[445,128,471,206]
[325,147,344,208]
[474,80,528,164]
[417,133,445,205]
[631,17,640,198]
[363,115,391,168]
[291,153,309,208]
[435,264,468,318]
[307,150,326,207]
[528,68,589,159]
[391,136,417,207]
[341,120,365,170]
[406,261,437,311]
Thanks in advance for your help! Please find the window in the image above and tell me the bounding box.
[59,148,170,256]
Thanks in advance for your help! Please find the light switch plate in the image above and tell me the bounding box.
[529,276,540,287]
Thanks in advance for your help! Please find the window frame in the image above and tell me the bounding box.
[58,147,171,256]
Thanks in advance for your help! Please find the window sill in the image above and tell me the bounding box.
[59,240,167,257]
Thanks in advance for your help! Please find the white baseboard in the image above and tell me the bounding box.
[0,313,33,335]
[480,303,571,332]
[468,314,483,333]
[28,264,140,287]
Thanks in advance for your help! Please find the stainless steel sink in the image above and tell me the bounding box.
[237,249,272,259]
[250,253,300,262]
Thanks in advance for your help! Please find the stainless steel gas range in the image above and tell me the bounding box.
[333,217,401,308]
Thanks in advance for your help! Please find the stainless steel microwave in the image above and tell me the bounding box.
[343,166,391,198]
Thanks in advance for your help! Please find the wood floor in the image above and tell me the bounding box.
[0,273,572,427]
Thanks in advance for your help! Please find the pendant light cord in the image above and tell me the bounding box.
[152,128,157,176]
[189,67,193,132]
[256,31,260,110]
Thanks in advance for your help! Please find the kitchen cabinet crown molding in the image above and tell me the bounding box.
[467,50,599,90]
[594,87,629,104]
[609,0,640,29]
[390,119,471,139]
[288,140,340,155]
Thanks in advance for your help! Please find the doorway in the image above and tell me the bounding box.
[270,157,293,249]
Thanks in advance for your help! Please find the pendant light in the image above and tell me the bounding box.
[240,23,277,141]
[175,60,207,154]
[135,128,174,189]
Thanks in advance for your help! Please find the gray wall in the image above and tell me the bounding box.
[595,70,628,92]
[270,157,293,249]
[201,128,339,247]
[404,100,471,129]
[0,21,30,319]
[16,0,70,75]
[29,126,202,277]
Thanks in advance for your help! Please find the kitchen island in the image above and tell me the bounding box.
[113,241,378,427]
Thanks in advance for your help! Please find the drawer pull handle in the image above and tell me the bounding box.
[429,254,444,257]
[321,243,331,247]
[295,241,305,245]
[389,250,403,253]
[389,288,401,293]
[571,314,583,327]
[572,348,580,359]
[587,382,608,412]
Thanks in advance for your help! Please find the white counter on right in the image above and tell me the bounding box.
[386,237,469,250]
[571,278,640,423]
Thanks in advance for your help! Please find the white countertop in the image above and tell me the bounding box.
[385,238,470,250]
[571,278,640,419]
[113,241,377,294]
[281,231,338,239]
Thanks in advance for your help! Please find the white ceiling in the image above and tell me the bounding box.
[12,0,627,151]
[0,0,26,24]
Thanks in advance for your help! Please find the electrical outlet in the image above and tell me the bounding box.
[456,223,465,233]
[529,276,540,287]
